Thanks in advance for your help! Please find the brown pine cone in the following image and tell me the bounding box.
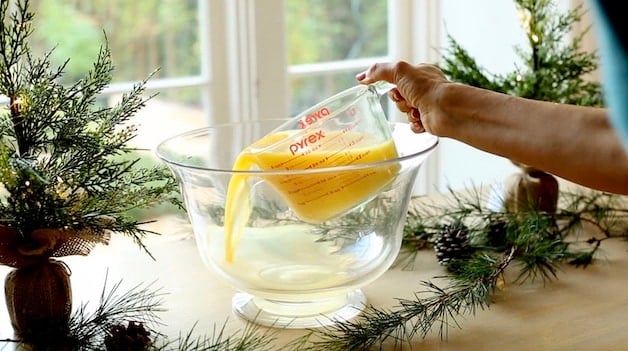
[104,321,152,351]
[434,221,472,268]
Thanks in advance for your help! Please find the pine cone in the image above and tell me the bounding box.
[486,217,508,249]
[434,222,472,267]
[104,321,151,351]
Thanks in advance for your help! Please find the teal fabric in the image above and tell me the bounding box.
[590,0,628,149]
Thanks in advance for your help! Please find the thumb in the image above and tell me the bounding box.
[356,62,397,85]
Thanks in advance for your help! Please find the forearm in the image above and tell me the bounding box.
[439,83,628,194]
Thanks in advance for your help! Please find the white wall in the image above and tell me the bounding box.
[435,0,572,192]
[436,0,524,192]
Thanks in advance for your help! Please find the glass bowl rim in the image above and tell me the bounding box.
[155,121,439,176]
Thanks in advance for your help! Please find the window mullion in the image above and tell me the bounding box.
[214,0,288,124]
[252,1,288,121]
[388,0,442,195]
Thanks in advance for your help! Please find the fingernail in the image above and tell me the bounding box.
[410,108,420,120]
[411,121,425,133]
[355,72,366,81]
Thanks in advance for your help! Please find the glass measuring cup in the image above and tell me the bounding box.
[256,81,395,155]
[225,82,399,261]
[230,82,397,215]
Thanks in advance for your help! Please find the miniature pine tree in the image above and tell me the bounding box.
[440,0,603,107]
[0,0,182,265]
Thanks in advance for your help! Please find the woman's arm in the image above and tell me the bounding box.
[357,61,628,194]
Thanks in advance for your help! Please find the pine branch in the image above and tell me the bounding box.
[6,272,315,351]
[152,322,289,351]
[65,278,167,350]
[306,190,623,350]
[399,188,627,270]
[306,250,515,351]
[0,0,182,252]
[0,0,32,98]
[342,186,628,350]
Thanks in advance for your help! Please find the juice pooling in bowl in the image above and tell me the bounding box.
[225,83,399,262]
[156,119,439,329]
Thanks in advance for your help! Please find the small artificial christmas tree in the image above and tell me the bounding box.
[439,0,603,213]
[0,0,181,344]
[441,0,602,105]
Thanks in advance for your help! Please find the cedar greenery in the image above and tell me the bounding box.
[0,0,181,257]
[299,188,626,350]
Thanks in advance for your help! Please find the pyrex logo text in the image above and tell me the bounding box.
[289,130,325,155]
[298,107,330,129]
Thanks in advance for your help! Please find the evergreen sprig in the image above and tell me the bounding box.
[298,251,513,351]
[0,0,182,256]
[298,187,627,350]
[1,274,313,351]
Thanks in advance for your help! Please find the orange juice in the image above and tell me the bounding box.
[224,130,399,262]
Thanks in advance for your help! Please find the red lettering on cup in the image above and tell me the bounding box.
[288,130,326,155]
[298,107,331,129]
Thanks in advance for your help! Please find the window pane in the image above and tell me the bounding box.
[23,0,207,152]
[127,87,207,150]
[30,0,201,84]
[290,70,388,117]
[286,0,388,64]
[286,0,388,114]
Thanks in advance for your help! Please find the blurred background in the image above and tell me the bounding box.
[25,0,598,197]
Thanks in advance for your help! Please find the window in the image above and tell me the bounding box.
[285,0,388,114]
[27,0,441,191]
[24,0,581,196]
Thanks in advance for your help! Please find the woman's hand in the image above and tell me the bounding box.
[356,61,451,135]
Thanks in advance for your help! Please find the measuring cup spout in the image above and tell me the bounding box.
[370,80,396,97]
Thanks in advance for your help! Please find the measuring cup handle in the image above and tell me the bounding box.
[370,81,396,97]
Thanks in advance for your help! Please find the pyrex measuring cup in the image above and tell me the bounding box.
[258,80,395,153]
[224,82,399,262]
[230,81,398,223]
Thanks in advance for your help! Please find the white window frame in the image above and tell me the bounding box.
[204,0,443,194]
[388,0,442,195]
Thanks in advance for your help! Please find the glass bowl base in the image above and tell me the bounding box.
[232,289,367,329]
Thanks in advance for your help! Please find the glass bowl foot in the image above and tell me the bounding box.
[232,289,366,329]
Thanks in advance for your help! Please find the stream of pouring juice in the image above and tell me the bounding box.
[224,130,400,262]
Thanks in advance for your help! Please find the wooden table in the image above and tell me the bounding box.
[0,202,627,350]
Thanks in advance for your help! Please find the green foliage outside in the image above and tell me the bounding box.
[29,0,200,105]
[287,0,387,64]
[26,0,388,116]
[30,0,199,82]
[286,0,388,113]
